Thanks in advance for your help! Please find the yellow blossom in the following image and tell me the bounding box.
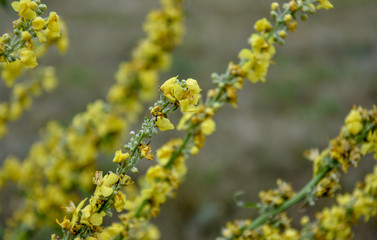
[32,17,46,31]
[345,109,363,135]
[271,2,279,11]
[11,0,37,20]
[317,0,334,10]
[160,76,179,103]
[114,191,127,212]
[98,173,119,197]
[139,144,155,160]
[156,116,174,131]
[56,217,71,229]
[113,150,129,163]
[21,31,32,41]
[20,49,38,68]
[160,77,201,112]
[201,118,216,136]
[47,12,60,38]
[254,18,272,32]
[1,60,23,86]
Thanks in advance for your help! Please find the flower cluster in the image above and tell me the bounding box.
[4,0,375,239]
[0,66,57,139]
[0,0,185,239]
[55,1,338,239]
[218,106,377,240]
[0,0,63,86]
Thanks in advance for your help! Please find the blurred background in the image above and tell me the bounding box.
[1,0,377,239]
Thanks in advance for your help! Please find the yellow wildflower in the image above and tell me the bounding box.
[113,150,129,163]
[345,109,363,135]
[160,76,179,103]
[178,78,201,112]
[201,118,216,136]
[160,77,201,112]
[11,0,37,20]
[271,2,279,11]
[47,12,60,38]
[361,131,377,156]
[140,144,155,160]
[32,17,46,31]
[20,49,38,68]
[1,60,23,86]
[56,217,71,229]
[146,165,166,184]
[21,31,32,41]
[114,191,127,212]
[317,0,334,10]
[98,172,119,197]
[254,18,272,32]
[156,116,174,131]
[238,35,275,83]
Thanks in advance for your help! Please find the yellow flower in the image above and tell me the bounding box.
[56,217,71,229]
[254,18,272,32]
[179,78,201,112]
[114,191,127,212]
[239,34,275,83]
[20,49,38,68]
[160,77,201,112]
[345,109,363,135]
[156,116,174,131]
[139,144,155,160]
[1,60,23,86]
[98,173,119,197]
[160,76,179,103]
[317,0,334,10]
[11,0,37,20]
[113,150,129,163]
[32,17,46,31]
[47,12,60,38]
[21,31,32,41]
[201,118,216,136]
[146,165,166,184]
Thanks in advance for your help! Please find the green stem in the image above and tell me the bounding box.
[165,128,195,169]
[246,163,334,231]
[135,199,148,217]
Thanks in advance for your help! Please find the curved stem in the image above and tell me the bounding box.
[246,163,334,231]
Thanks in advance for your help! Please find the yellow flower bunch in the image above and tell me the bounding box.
[218,106,377,240]
[0,66,57,139]
[0,0,186,239]
[0,0,63,86]
[52,1,339,238]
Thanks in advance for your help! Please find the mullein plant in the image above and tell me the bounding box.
[0,0,68,139]
[218,106,377,239]
[0,0,185,239]
[0,5,68,138]
[51,1,345,240]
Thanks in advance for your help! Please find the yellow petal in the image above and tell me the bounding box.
[11,2,20,11]
[238,48,253,59]
[89,213,104,226]
[156,117,174,131]
[201,118,216,136]
[103,173,119,186]
[100,186,113,197]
